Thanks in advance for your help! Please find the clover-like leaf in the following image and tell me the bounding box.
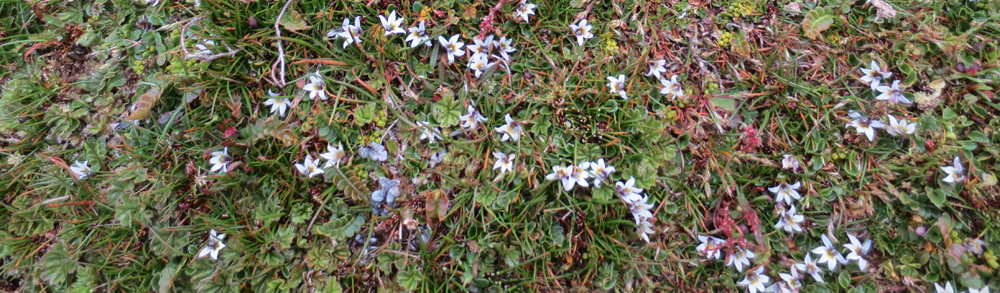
[802,7,835,40]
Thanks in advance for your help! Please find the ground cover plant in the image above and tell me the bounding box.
[1,0,1000,291]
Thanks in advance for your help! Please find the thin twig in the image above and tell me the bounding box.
[271,0,294,87]
[180,16,241,62]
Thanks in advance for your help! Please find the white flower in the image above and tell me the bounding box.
[515,1,536,22]
[319,143,346,168]
[935,282,956,293]
[195,39,215,55]
[70,160,91,179]
[337,16,364,49]
[493,152,514,174]
[767,270,801,293]
[737,266,769,293]
[295,154,324,178]
[494,114,522,142]
[416,121,443,144]
[467,35,494,61]
[812,234,847,271]
[885,115,916,136]
[846,110,886,142]
[378,10,405,36]
[405,21,432,48]
[628,195,654,224]
[616,177,644,203]
[588,158,615,187]
[696,235,726,260]
[941,156,965,184]
[844,233,873,270]
[359,142,388,162]
[460,105,487,130]
[570,162,592,189]
[727,247,756,272]
[439,34,465,64]
[969,285,991,293]
[875,80,912,104]
[768,181,801,205]
[659,74,684,98]
[569,19,593,47]
[468,54,496,78]
[645,59,667,78]
[860,60,892,90]
[781,154,799,171]
[545,165,576,191]
[793,254,824,283]
[606,74,628,99]
[209,147,231,173]
[197,229,226,260]
[303,72,327,100]
[494,36,516,62]
[637,218,654,243]
[264,90,291,117]
[774,205,805,233]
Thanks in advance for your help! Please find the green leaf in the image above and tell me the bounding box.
[802,7,835,40]
[398,267,423,291]
[431,94,463,127]
[315,214,366,240]
[968,131,989,143]
[41,242,78,286]
[838,270,851,288]
[157,262,178,293]
[279,9,310,32]
[928,189,948,208]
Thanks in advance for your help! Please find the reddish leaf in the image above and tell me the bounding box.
[224,127,237,138]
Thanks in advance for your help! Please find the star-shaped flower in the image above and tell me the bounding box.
[606,74,628,99]
[570,162,592,189]
[645,59,666,78]
[197,229,226,260]
[727,247,756,272]
[860,60,892,90]
[774,205,805,233]
[415,121,443,144]
[628,194,654,224]
[941,156,965,184]
[659,74,685,98]
[545,165,576,191]
[793,254,825,283]
[494,114,522,142]
[696,235,726,260]
[846,110,886,142]
[616,177,644,203]
[337,16,364,49]
[209,147,231,173]
[569,19,593,47]
[439,34,465,64]
[319,143,346,168]
[781,154,799,171]
[515,1,536,22]
[460,105,487,130]
[405,21,432,48]
[934,282,956,293]
[264,90,291,117]
[637,218,655,243]
[969,285,991,293]
[737,266,769,293]
[885,115,916,136]
[768,181,801,205]
[844,233,873,270]
[467,35,494,61]
[588,158,615,187]
[494,36,516,62]
[468,54,496,78]
[303,72,327,100]
[493,152,514,174]
[70,160,91,180]
[812,234,847,271]
[378,10,405,36]
[875,80,913,104]
[295,154,324,178]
